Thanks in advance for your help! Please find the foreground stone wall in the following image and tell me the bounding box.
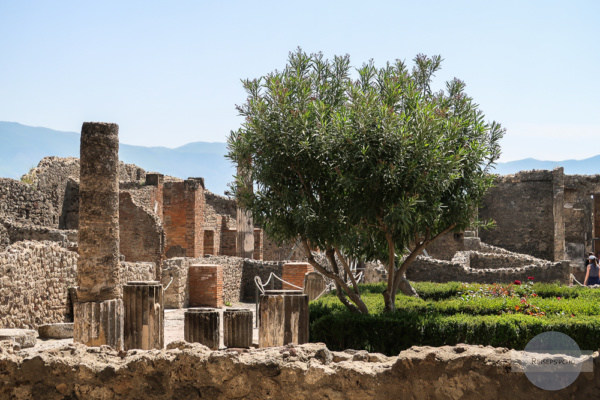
[0,342,597,399]
[0,241,155,329]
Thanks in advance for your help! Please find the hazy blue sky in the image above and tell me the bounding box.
[1,1,598,162]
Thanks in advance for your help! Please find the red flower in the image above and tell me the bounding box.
[514,280,521,285]
[531,293,538,297]
[520,298,526,303]
[527,276,534,281]
[557,297,561,300]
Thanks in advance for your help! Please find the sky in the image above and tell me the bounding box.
[1,1,599,162]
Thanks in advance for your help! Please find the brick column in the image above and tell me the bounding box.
[282,262,314,290]
[73,122,123,349]
[189,264,223,308]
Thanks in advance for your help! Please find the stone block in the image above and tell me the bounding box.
[38,323,74,339]
[0,329,36,348]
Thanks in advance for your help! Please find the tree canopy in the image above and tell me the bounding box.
[227,49,504,313]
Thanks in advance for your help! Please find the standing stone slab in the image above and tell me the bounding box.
[124,281,164,350]
[259,290,309,348]
[74,122,124,349]
[304,272,327,301]
[184,308,220,350]
[223,308,252,348]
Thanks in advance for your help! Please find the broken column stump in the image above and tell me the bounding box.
[184,308,220,350]
[73,299,123,348]
[74,122,123,349]
[223,308,253,348]
[259,290,309,348]
[189,264,223,308]
[123,281,164,350]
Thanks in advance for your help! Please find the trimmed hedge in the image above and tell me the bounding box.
[309,281,600,355]
[310,311,600,355]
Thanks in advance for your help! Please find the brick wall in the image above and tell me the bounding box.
[282,262,314,290]
[163,179,204,258]
[220,228,237,256]
[188,264,223,308]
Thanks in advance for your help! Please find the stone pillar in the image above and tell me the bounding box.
[189,264,223,308]
[259,290,309,348]
[123,281,164,350]
[552,167,565,261]
[236,162,254,258]
[74,122,123,349]
[184,308,219,350]
[223,308,253,348]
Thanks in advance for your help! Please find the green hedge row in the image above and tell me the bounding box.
[310,311,600,355]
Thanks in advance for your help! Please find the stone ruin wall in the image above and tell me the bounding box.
[161,256,285,308]
[0,241,155,330]
[0,178,56,227]
[479,169,561,261]
[405,251,570,284]
[1,341,598,399]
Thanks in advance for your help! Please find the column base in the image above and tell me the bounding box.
[74,298,124,350]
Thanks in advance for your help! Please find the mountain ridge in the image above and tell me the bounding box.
[2,122,600,195]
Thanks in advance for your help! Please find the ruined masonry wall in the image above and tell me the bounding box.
[479,170,559,261]
[0,342,597,399]
[0,241,155,329]
[0,218,77,252]
[0,178,56,227]
[0,241,77,329]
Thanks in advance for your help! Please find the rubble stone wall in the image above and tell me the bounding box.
[0,218,77,252]
[479,169,562,261]
[119,191,165,268]
[0,178,56,227]
[0,342,597,400]
[0,241,155,329]
[406,253,570,284]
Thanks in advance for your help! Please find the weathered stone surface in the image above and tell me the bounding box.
[0,329,36,348]
[73,299,123,349]
[123,281,164,350]
[38,323,73,339]
[259,290,309,348]
[0,342,598,399]
[184,308,220,350]
[77,122,121,302]
[223,308,252,348]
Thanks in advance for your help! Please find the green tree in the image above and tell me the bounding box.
[228,49,504,313]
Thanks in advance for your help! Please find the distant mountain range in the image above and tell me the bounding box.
[1,121,600,195]
[0,121,235,195]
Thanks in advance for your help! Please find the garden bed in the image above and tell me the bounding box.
[309,281,600,355]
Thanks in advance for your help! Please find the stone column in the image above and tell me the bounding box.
[259,290,309,348]
[184,308,220,350]
[236,162,254,258]
[123,281,164,350]
[223,308,253,348]
[73,122,123,349]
